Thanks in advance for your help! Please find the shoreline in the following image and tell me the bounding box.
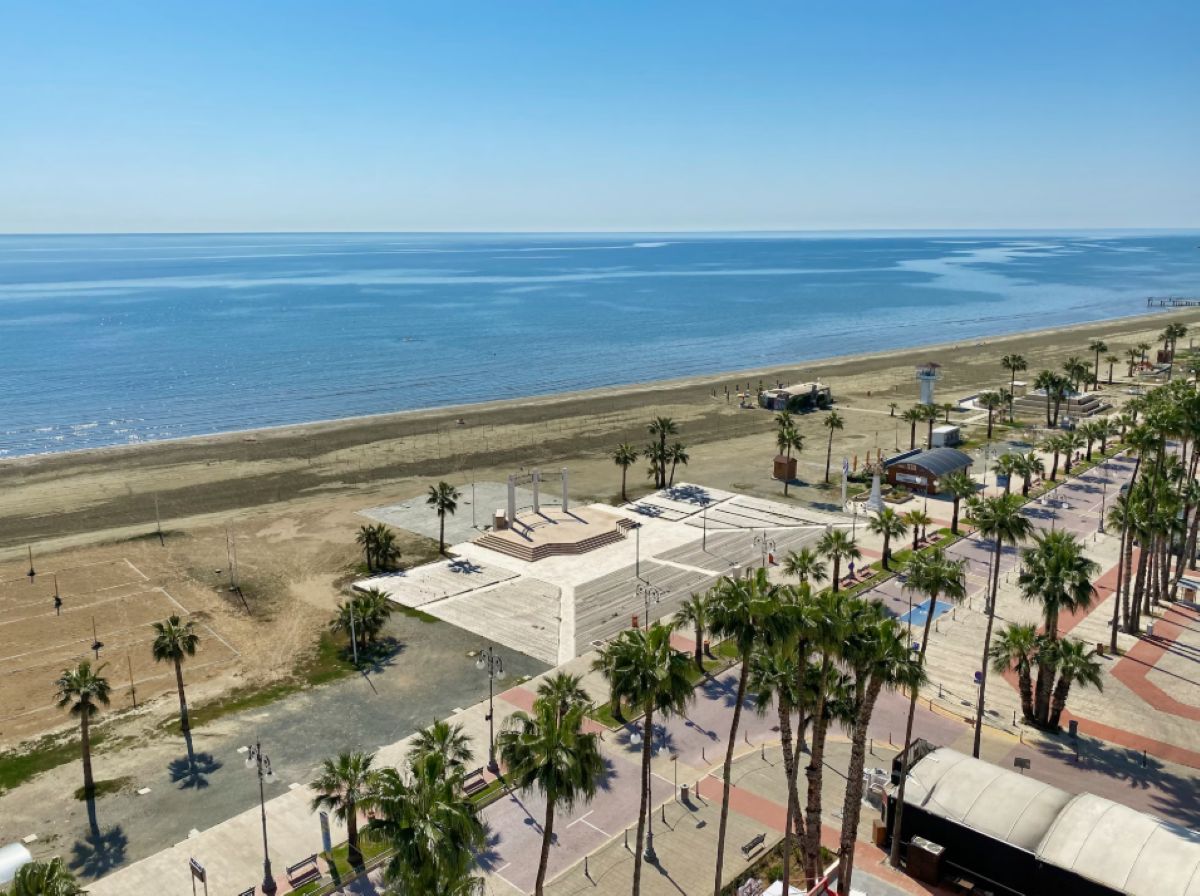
[2,305,1190,469]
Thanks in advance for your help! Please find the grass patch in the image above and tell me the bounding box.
[393,604,439,624]
[468,777,508,807]
[290,834,393,896]
[0,731,106,794]
[73,776,133,801]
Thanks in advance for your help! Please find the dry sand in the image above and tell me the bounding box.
[0,307,1193,745]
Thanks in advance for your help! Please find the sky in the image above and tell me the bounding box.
[1,1,1198,233]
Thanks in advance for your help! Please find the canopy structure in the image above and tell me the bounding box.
[0,842,32,885]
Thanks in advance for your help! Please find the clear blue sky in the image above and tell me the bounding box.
[2,1,1197,232]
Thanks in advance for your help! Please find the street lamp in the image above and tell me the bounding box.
[629,721,659,863]
[475,646,506,774]
[753,532,776,569]
[632,522,643,579]
[636,582,664,630]
[244,740,278,896]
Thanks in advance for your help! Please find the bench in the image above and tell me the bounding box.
[286,854,322,888]
[237,889,255,896]
[463,769,488,796]
[740,832,767,858]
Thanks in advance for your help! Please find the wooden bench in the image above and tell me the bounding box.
[237,889,255,896]
[463,769,488,796]
[285,854,322,888]
[740,832,767,858]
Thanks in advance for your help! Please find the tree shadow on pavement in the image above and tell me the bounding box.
[68,796,128,879]
[168,729,223,789]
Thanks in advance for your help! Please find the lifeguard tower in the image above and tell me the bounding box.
[916,362,941,406]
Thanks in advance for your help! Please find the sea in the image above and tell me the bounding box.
[1,231,1198,458]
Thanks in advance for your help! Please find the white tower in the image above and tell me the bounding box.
[916,363,941,406]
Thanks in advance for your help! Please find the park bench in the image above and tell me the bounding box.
[740,832,767,858]
[463,768,489,796]
[285,854,322,889]
[237,889,255,896]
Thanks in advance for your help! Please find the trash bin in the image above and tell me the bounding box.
[1068,719,1079,738]
[908,836,945,883]
[680,784,690,803]
[1146,621,1155,638]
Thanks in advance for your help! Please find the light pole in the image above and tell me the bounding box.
[244,740,278,896]
[633,522,642,579]
[475,646,506,774]
[1099,476,1108,533]
[629,719,658,863]
[753,532,776,569]
[702,501,708,552]
[636,582,664,630]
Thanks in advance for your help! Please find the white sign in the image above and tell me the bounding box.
[896,472,925,485]
[189,859,206,883]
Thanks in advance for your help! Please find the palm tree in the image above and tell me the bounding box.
[1016,452,1044,497]
[1125,346,1141,378]
[151,615,200,734]
[921,404,940,448]
[1096,417,1115,455]
[331,588,395,655]
[776,425,804,496]
[1137,340,1152,364]
[823,411,844,484]
[782,546,827,585]
[612,443,639,502]
[409,719,474,773]
[978,391,1002,439]
[671,592,710,671]
[988,623,1040,722]
[939,402,955,424]
[966,494,1033,757]
[817,528,861,592]
[901,406,923,450]
[594,624,692,896]
[644,441,667,490]
[866,508,907,570]
[11,858,86,896]
[648,417,678,488]
[1017,530,1099,722]
[708,570,780,896]
[1161,322,1188,380]
[889,548,966,867]
[941,469,975,534]
[993,453,1021,496]
[888,402,898,417]
[902,509,931,551]
[355,523,401,573]
[1043,434,1064,482]
[1061,430,1084,476]
[1046,638,1104,728]
[1077,421,1101,461]
[427,481,461,553]
[498,689,604,896]
[1088,340,1108,389]
[357,523,380,572]
[1065,357,1091,395]
[1001,354,1027,419]
[311,751,376,867]
[1033,370,1058,426]
[1104,353,1119,384]
[368,753,486,895]
[55,661,111,797]
[1107,494,1135,653]
[667,442,689,487]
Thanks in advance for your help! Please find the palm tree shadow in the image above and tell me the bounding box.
[69,797,128,879]
[168,730,223,789]
[473,827,505,871]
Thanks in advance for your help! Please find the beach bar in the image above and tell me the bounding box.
[884,447,972,495]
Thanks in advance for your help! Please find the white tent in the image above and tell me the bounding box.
[0,842,33,885]
[764,882,804,896]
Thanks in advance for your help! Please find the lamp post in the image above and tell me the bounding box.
[475,646,506,774]
[636,582,664,630]
[629,720,658,863]
[244,740,278,896]
[633,522,642,579]
[702,501,708,552]
[753,532,776,569]
[1099,476,1108,533]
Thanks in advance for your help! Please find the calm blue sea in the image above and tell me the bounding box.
[1,232,1198,457]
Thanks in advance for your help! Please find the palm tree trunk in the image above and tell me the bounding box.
[347,800,362,867]
[1017,666,1034,721]
[831,557,841,592]
[534,791,556,896]
[621,467,628,502]
[631,706,653,896]
[890,596,938,866]
[972,541,1002,758]
[1111,523,1128,654]
[694,621,705,671]
[951,499,960,535]
[1044,392,1052,426]
[439,513,446,554]
[777,700,803,895]
[713,661,750,896]
[803,703,830,888]
[174,657,190,733]
[882,534,891,571]
[987,409,994,440]
[1048,677,1072,729]
[825,432,834,484]
[80,711,94,796]
[909,422,916,450]
[838,677,884,888]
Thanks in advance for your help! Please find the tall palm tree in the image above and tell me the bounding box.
[1016,452,1044,497]
[1060,430,1084,476]
[311,751,376,867]
[1001,354,1027,419]
[988,622,1040,722]
[671,592,710,671]
[11,858,86,896]
[978,390,1003,440]
[55,661,111,797]
[708,570,780,896]
[966,494,1033,757]
[901,407,923,450]
[667,442,689,487]
[498,690,604,896]
[1063,356,1090,394]
[1107,494,1135,653]
[357,523,380,572]
[1017,531,1099,722]
[889,549,967,867]
[1033,370,1058,426]
[822,411,844,484]
[776,425,804,496]
[866,508,907,570]
[1104,353,1119,384]
[1088,340,1108,389]
[536,672,591,722]
[992,453,1021,496]
[1161,322,1188,380]
[888,402,898,417]
[368,753,486,895]
[151,615,200,734]
[427,481,461,553]
[941,470,975,534]
[902,509,931,551]
[409,719,474,774]
[817,528,861,592]
[648,417,678,488]
[782,546,827,585]
[1076,420,1101,461]
[612,443,639,502]
[594,624,693,896]
[921,404,940,448]
[644,441,667,490]
[1043,434,1064,481]
[1046,638,1104,728]
[1125,346,1141,378]
[1137,340,1152,364]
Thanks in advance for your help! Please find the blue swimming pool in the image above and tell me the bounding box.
[900,598,954,629]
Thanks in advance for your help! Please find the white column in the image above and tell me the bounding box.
[561,468,569,511]
[532,470,541,514]
[507,474,516,525]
